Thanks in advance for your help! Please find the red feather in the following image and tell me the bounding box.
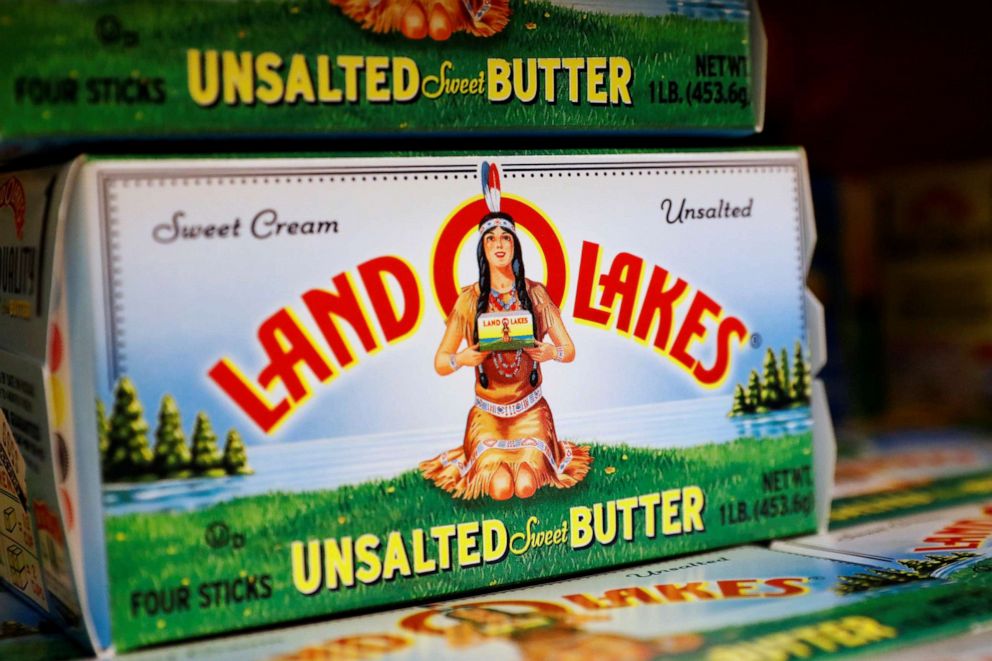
[488,164,500,194]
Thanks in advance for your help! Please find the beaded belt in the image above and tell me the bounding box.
[474,386,543,418]
[438,437,573,478]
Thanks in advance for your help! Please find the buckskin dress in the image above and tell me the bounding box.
[420,279,591,499]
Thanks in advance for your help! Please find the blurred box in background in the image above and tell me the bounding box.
[874,162,992,425]
[811,161,992,429]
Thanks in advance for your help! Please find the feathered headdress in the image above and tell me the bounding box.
[479,162,515,234]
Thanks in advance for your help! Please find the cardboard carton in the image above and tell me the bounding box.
[0,150,830,651]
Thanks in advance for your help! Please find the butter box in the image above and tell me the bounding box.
[777,500,992,572]
[0,150,831,652]
[830,429,992,529]
[0,0,765,156]
[478,311,535,352]
[127,544,989,661]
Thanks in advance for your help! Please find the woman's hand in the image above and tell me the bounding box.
[455,343,488,367]
[524,341,558,363]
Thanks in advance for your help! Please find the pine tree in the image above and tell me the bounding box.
[729,385,751,417]
[790,341,811,403]
[779,348,791,402]
[836,568,912,594]
[190,412,226,477]
[153,395,192,479]
[95,398,110,473]
[746,370,762,411]
[902,552,976,578]
[222,429,254,476]
[105,378,154,482]
[833,553,977,596]
[760,348,785,409]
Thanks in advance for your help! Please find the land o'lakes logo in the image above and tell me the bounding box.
[209,164,749,435]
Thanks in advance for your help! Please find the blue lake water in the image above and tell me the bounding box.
[103,396,810,515]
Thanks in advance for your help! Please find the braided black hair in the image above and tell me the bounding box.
[474,214,538,388]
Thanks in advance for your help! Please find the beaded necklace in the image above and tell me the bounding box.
[489,288,517,311]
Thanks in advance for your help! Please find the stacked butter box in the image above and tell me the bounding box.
[0,0,765,151]
[0,0,839,656]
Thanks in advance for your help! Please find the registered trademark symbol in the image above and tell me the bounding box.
[205,521,231,549]
[750,333,763,348]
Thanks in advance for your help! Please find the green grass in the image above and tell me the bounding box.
[106,434,814,650]
[0,0,753,140]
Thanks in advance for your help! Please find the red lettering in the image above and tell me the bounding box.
[212,256,425,433]
[670,291,721,371]
[694,316,748,385]
[601,587,663,608]
[655,582,715,602]
[574,243,745,384]
[716,579,760,598]
[764,577,809,597]
[599,252,644,334]
[573,241,611,325]
[257,309,334,401]
[914,518,992,552]
[633,266,688,351]
[562,593,612,610]
[208,360,291,433]
[358,255,421,343]
[915,536,981,551]
[303,273,380,368]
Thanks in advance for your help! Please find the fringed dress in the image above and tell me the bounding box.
[329,0,510,37]
[420,279,591,499]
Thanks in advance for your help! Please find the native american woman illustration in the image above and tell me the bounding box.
[329,0,511,41]
[420,163,590,500]
[437,605,702,660]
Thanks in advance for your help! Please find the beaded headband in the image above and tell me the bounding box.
[479,215,515,234]
[479,161,517,235]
